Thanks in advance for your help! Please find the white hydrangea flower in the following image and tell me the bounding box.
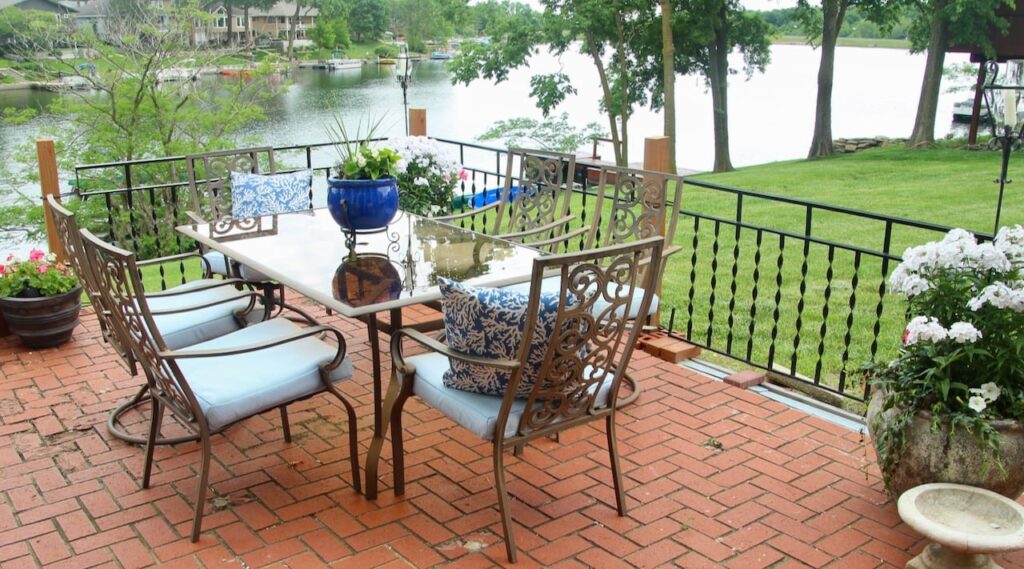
[355,153,367,168]
[889,265,933,297]
[947,321,982,343]
[904,316,948,345]
[994,224,1024,265]
[968,395,988,413]
[968,282,1024,312]
[414,177,429,186]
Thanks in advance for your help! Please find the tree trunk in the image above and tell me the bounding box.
[615,13,629,166]
[244,6,251,49]
[287,1,302,60]
[226,0,234,47]
[707,5,733,173]
[661,0,677,172]
[807,0,847,158]
[586,32,624,166]
[908,11,950,148]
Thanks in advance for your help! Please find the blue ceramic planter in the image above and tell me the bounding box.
[327,177,399,231]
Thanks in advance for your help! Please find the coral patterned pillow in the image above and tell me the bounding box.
[439,278,568,398]
[230,169,312,219]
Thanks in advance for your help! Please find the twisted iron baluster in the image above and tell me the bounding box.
[814,245,836,383]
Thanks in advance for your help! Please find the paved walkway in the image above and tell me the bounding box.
[1,302,1022,568]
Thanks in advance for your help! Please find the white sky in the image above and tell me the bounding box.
[478,0,799,11]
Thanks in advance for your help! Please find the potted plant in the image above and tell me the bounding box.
[865,225,1024,498]
[325,116,402,232]
[0,248,82,348]
[388,136,468,217]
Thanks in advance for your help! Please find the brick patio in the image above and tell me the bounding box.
[2,301,1023,568]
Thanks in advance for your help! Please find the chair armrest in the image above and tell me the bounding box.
[499,214,576,241]
[148,290,259,316]
[185,210,207,225]
[663,244,683,260]
[521,226,589,252]
[432,201,499,222]
[145,278,247,298]
[392,328,520,373]
[160,324,338,359]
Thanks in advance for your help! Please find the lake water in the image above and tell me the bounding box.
[0,43,971,174]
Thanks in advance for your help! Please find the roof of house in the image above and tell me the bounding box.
[0,0,78,13]
[227,2,318,18]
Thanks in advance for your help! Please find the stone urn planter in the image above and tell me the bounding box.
[0,285,82,348]
[867,390,1024,500]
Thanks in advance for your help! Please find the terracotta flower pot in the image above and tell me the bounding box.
[867,389,1024,499]
[0,285,82,349]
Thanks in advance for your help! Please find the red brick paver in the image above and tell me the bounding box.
[2,302,1024,568]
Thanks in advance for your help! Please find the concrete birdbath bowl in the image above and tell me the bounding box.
[898,483,1024,569]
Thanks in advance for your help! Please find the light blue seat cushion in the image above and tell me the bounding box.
[439,278,566,398]
[147,279,251,350]
[175,318,353,431]
[406,352,610,441]
[503,276,658,319]
[202,251,273,282]
[230,169,312,219]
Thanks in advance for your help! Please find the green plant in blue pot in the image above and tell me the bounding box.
[326,116,402,231]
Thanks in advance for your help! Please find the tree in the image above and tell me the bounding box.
[309,16,351,50]
[799,0,903,158]
[238,0,277,49]
[907,0,1013,147]
[349,0,388,41]
[0,1,277,250]
[479,113,607,152]
[0,7,61,55]
[390,0,467,53]
[449,0,656,166]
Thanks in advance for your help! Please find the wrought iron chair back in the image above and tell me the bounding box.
[504,236,664,442]
[588,165,683,280]
[492,148,577,243]
[185,147,277,222]
[78,229,205,427]
[47,195,135,370]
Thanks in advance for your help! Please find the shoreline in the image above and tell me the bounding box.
[773,36,911,50]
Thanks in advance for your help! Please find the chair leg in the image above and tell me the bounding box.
[606,415,628,515]
[493,445,518,563]
[142,397,163,489]
[325,386,362,495]
[190,432,212,542]
[279,405,291,443]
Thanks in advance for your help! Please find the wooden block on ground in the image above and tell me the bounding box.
[724,370,767,389]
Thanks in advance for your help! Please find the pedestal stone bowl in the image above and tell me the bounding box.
[898,483,1024,569]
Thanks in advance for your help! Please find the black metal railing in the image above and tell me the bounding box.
[71,137,976,403]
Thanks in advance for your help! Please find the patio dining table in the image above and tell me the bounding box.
[176,208,544,443]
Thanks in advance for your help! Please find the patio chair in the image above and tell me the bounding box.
[47,195,259,444]
[504,165,682,318]
[184,147,301,317]
[436,148,581,252]
[78,228,361,542]
[366,237,665,562]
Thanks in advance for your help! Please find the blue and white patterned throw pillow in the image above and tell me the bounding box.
[440,278,568,398]
[230,169,312,219]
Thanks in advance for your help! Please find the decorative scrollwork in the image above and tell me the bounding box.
[508,153,566,234]
[519,249,645,434]
[187,148,274,222]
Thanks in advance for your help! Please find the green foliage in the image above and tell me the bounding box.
[390,0,467,52]
[349,0,389,41]
[374,45,398,58]
[309,17,352,51]
[0,7,62,53]
[0,249,78,298]
[341,146,400,180]
[906,0,1015,57]
[478,113,607,153]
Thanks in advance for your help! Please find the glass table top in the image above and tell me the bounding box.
[177,209,543,317]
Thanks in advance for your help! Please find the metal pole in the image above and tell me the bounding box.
[994,125,1015,234]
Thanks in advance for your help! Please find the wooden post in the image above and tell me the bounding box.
[409,108,427,137]
[643,136,673,174]
[643,136,674,329]
[37,137,65,262]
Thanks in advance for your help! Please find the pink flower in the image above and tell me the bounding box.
[0,264,5,274]
[5,254,13,263]
[458,169,469,181]
[37,264,48,273]
[29,249,45,262]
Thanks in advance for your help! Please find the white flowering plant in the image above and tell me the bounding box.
[866,225,1024,485]
[388,136,468,217]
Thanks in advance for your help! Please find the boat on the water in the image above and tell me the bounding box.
[321,59,362,70]
[377,57,397,65]
[429,52,452,60]
[219,69,252,78]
